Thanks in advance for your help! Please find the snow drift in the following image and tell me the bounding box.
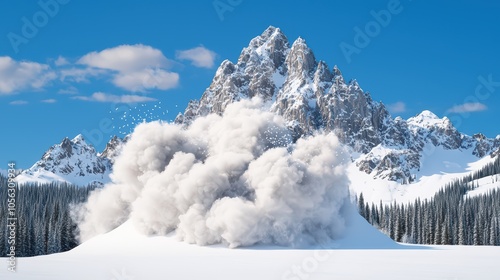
[76,98,351,247]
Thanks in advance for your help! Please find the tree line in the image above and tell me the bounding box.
[0,176,96,257]
[1,155,499,257]
[358,155,500,245]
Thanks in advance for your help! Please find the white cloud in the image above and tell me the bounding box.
[0,56,56,94]
[387,102,407,114]
[447,102,487,113]
[176,46,217,68]
[58,86,79,95]
[41,99,57,103]
[73,92,157,103]
[54,56,69,66]
[78,44,169,72]
[78,44,178,91]
[113,68,179,92]
[59,67,107,83]
[9,100,28,105]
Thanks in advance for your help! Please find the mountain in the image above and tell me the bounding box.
[98,135,129,163]
[16,135,126,186]
[176,26,500,183]
[17,26,499,189]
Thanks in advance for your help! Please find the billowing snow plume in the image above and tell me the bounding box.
[76,98,350,247]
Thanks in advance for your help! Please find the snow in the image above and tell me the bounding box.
[2,206,499,280]
[272,70,286,89]
[416,144,479,177]
[15,169,68,185]
[72,134,85,143]
[15,135,112,186]
[466,175,500,198]
[15,168,109,186]
[349,147,498,204]
[407,110,447,129]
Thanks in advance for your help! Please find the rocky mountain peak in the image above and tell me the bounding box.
[473,133,486,141]
[332,65,345,85]
[408,110,442,127]
[313,61,333,89]
[99,135,128,163]
[16,135,126,186]
[72,134,86,144]
[286,37,316,79]
[60,137,72,155]
[176,26,500,182]
[238,26,289,71]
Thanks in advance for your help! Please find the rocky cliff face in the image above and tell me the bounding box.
[17,135,126,186]
[176,26,500,183]
[99,135,128,163]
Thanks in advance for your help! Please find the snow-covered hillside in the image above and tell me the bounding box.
[2,208,499,280]
[349,146,498,204]
[15,135,125,186]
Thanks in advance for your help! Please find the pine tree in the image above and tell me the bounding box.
[440,216,451,245]
[434,217,442,245]
[371,203,379,226]
[489,217,498,246]
[358,193,365,217]
[473,217,481,246]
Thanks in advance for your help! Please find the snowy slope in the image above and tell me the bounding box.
[2,209,499,280]
[349,148,499,204]
[465,175,500,198]
[15,135,125,186]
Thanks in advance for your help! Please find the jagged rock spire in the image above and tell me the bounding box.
[175,27,500,182]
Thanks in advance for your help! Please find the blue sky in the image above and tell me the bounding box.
[1,0,499,169]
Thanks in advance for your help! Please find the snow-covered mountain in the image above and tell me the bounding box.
[16,135,126,186]
[18,26,499,191]
[176,26,500,183]
[98,135,128,163]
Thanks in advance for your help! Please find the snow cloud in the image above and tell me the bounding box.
[447,102,487,113]
[76,98,350,247]
[72,92,157,103]
[0,56,56,94]
[176,46,217,68]
[78,44,179,92]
